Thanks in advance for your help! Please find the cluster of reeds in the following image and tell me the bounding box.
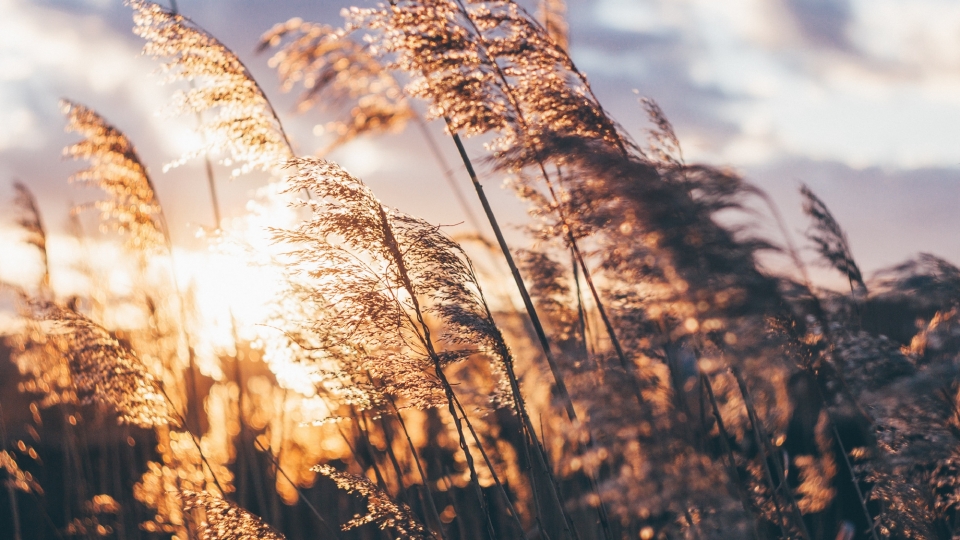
[2,1,960,539]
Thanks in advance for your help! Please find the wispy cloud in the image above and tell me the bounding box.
[581,0,960,168]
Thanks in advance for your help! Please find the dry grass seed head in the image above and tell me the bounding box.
[258,19,412,149]
[12,182,50,288]
[62,99,166,252]
[182,490,285,540]
[314,464,431,538]
[130,0,292,177]
[27,298,178,428]
[349,0,626,156]
[276,157,511,408]
[800,184,866,292]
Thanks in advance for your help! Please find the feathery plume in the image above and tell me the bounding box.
[181,490,285,540]
[130,0,293,177]
[258,19,412,149]
[801,184,866,293]
[539,0,569,50]
[347,0,626,154]
[8,317,76,409]
[275,157,509,409]
[26,298,178,428]
[640,97,683,166]
[875,253,960,310]
[314,464,431,538]
[62,100,166,252]
[12,182,50,289]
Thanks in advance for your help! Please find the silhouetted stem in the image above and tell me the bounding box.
[701,374,762,540]
[0,404,22,540]
[448,0,632,379]
[446,128,578,423]
[449,393,530,538]
[375,203,499,540]
[387,396,447,539]
[156,385,226,496]
[412,116,483,233]
[252,438,342,538]
[732,367,811,540]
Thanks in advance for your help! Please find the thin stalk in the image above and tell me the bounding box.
[470,256,607,540]
[449,0,632,376]
[447,128,577,423]
[439,471,470,540]
[830,423,880,540]
[252,438,341,538]
[412,116,483,233]
[449,392,543,539]
[374,203,498,540]
[571,249,591,365]
[386,396,447,539]
[230,315,248,508]
[352,407,389,492]
[568,238,631,379]
[269,388,291,526]
[156,385,226,496]
[701,374,762,540]
[0,402,23,540]
[376,414,411,498]
[204,156,222,228]
[25,489,66,540]
[244,430,271,519]
[732,367,811,540]
[452,133,618,540]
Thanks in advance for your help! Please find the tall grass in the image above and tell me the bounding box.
[3,1,960,540]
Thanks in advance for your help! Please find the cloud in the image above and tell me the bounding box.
[581,0,960,169]
[781,0,852,49]
[745,158,960,273]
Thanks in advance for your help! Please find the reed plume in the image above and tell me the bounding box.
[24,298,178,428]
[12,182,50,290]
[8,315,76,409]
[130,0,293,177]
[257,19,412,150]
[62,99,166,252]
[181,490,285,540]
[314,464,431,538]
[875,253,960,310]
[348,0,626,155]
[640,97,683,167]
[801,184,866,293]
[274,157,510,409]
[8,186,73,408]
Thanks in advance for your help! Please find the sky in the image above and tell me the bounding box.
[1,0,958,292]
